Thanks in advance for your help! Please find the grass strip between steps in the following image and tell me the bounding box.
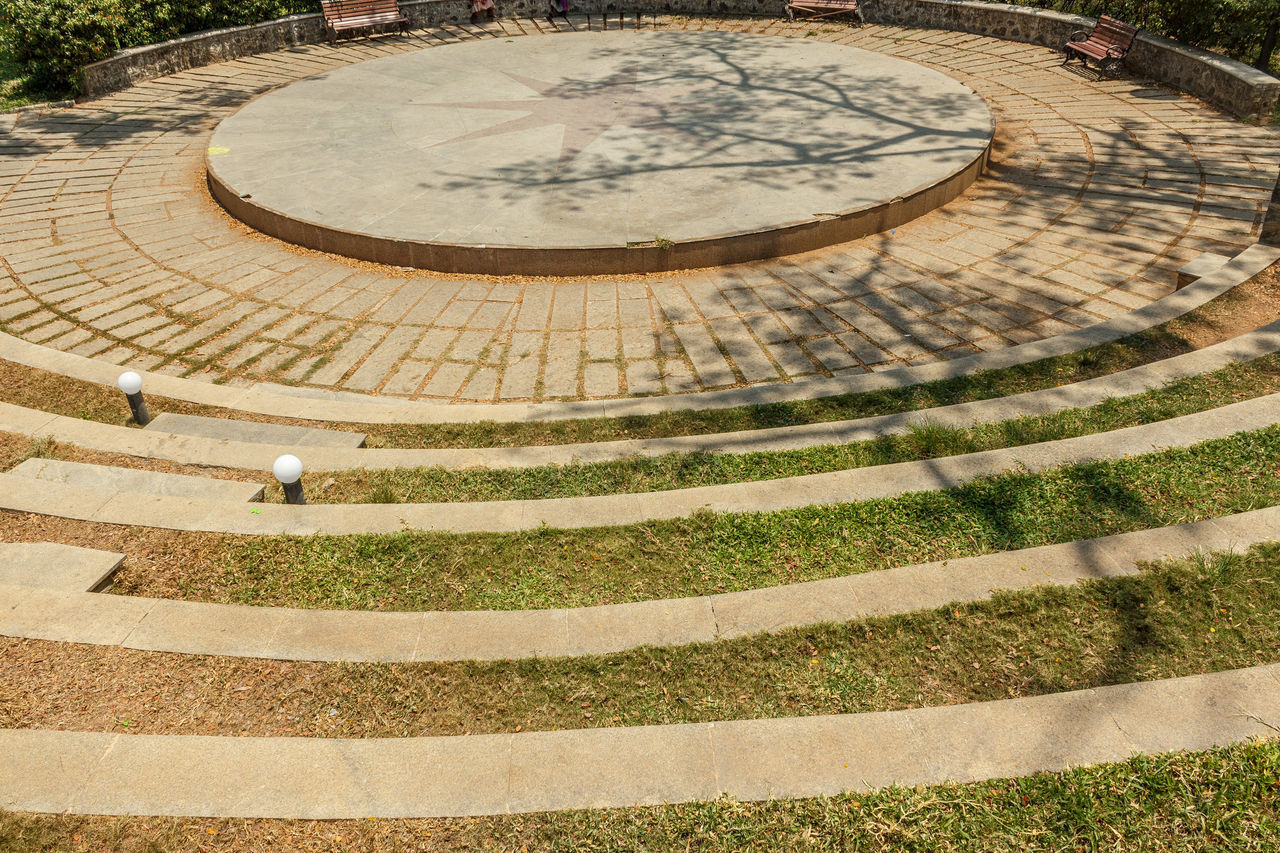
[1,739,1275,851]
[14,544,1280,738]
[3,263,1277,449]
[5,546,1280,851]
[129,424,1280,611]
[294,352,1280,503]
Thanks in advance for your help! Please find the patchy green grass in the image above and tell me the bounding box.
[119,425,1280,611]
[2,739,1276,851]
[9,544,1280,849]
[500,740,1280,852]
[12,544,1280,733]
[293,353,1280,503]
[0,47,67,111]
[348,544,1278,735]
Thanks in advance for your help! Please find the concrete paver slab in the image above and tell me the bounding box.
[0,730,116,815]
[9,458,265,502]
[145,412,367,448]
[508,722,719,812]
[0,542,124,591]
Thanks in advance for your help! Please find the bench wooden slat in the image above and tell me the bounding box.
[1063,14,1137,77]
[322,0,404,12]
[321,0,409,41]
[786,0,860,22]
[331,14,404,29]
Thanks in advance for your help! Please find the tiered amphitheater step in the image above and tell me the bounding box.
[0,393,1276,534]
[3,18,1279,834]
[4,314,1280,472]
[143,413,367,448]
[7,459,265,502]
[3,665,1276,818]
[2,507,1275,661]
[0,542,123,592]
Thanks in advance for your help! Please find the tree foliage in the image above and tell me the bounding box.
[1011,0,1280,70]
[0,0,315,91]
[0,0,1276,96]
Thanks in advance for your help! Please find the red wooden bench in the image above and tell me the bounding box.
[1063,15,1138,78]
[786,0,860,24]
[320,0,410,43]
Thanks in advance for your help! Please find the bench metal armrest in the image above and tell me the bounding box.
[1069,29,1088,42]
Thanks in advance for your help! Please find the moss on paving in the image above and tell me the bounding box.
[121,425,1280,611]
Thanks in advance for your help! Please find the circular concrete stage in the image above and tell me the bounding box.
[207,30,993,275]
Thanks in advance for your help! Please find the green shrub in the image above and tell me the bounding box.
[0,0,315,93]
[1002,0,1280,73]
[0,0,128,92]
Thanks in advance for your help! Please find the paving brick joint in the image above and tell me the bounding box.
[1,18,1276,406]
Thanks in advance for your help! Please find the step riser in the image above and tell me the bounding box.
[143,412,367,449]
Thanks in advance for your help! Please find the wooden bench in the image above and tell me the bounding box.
[320,0,410,43]
[786,0,860,24]
[1063,15,1138,78]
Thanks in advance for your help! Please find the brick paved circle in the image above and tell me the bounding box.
[1,17,1277,404]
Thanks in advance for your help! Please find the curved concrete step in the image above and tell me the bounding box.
[6,317,1280,472]
[1,245,1274,426]
[2,507,1275,661]
[0,543,123,592]
[143,413,367,449]
[3,665,1276,817]
[8,458,265,503]
[0,393,1276,535]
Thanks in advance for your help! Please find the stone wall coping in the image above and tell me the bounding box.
[75,0,1280,121]
[1136,26,1280,88]
[85,12,322,67]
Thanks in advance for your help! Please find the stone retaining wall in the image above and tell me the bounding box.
[857,0,1279,123]
[80,0,1279,122]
